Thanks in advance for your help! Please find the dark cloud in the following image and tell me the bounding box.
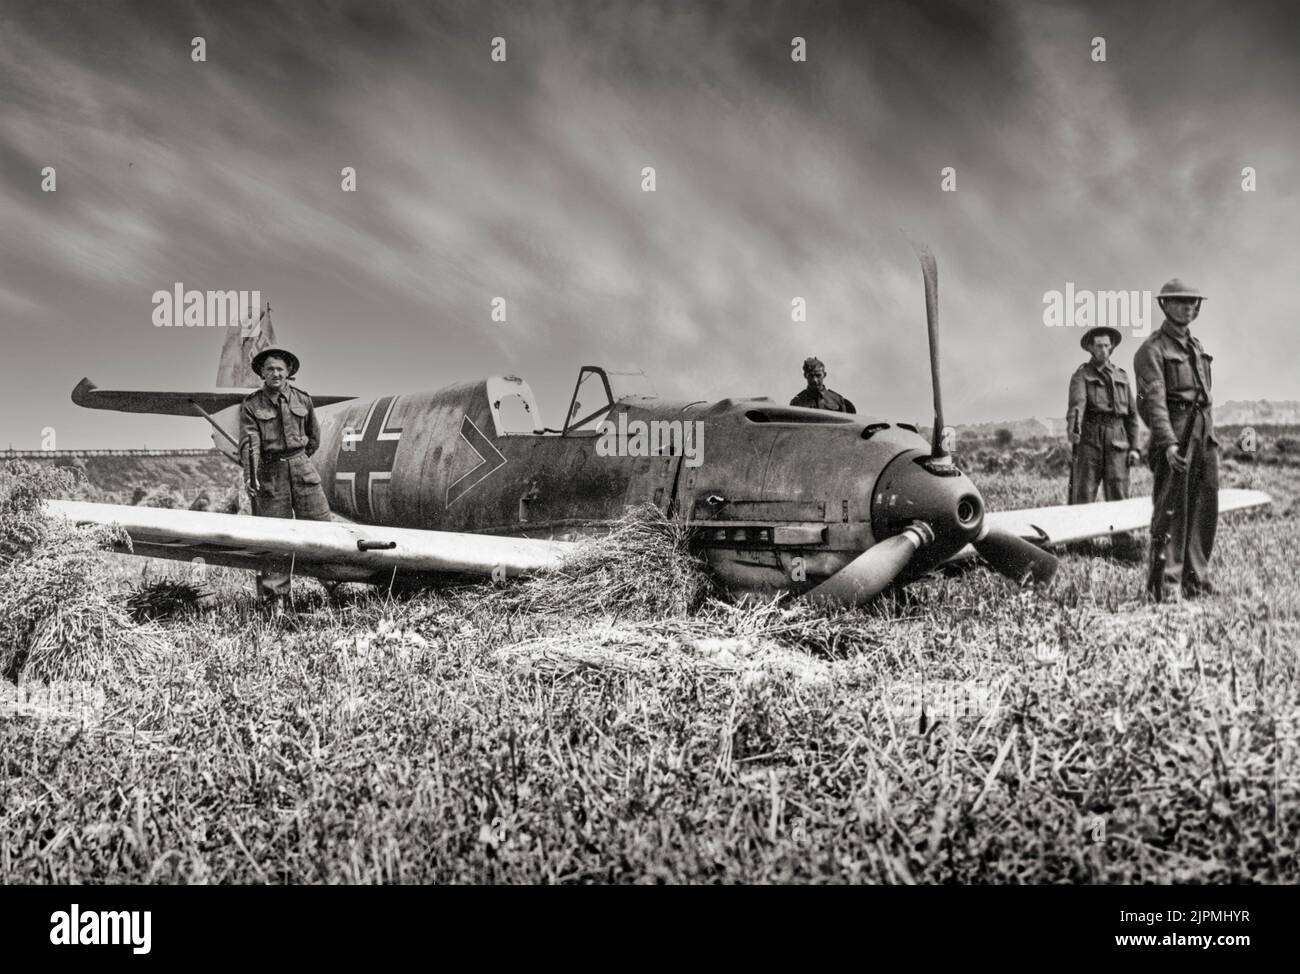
[0,0,1297,448]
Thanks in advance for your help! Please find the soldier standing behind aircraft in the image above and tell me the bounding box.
[1134,280,1218,602]
[1066,326,1141,504]
[239,346,332,611]
[790,356,856,413]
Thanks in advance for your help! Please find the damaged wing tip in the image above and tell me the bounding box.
[71,377,97,405]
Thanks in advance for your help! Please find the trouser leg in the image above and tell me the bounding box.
[1101,436,1140,554]
[1102,446,1130,501]
[252,456,334,605]
[257,456,334,603]
[1182,413,1219,593]
[1147,445,1188,599]
[1104,477,1141,555]
[256,562,293,602]
[287,453,332,521]
[253,461,293,604]
[1069,442,1102,505]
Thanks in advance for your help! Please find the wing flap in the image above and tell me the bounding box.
[44,500,576,582]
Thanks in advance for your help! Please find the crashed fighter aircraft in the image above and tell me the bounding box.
[48,248,1270,605]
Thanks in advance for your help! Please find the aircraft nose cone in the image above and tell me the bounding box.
[870,450,984,555]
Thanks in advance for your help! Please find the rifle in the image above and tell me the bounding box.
[1066,406,1082,504]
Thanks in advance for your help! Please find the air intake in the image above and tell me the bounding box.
[745,408,857,425]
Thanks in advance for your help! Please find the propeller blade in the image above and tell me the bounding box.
[809,523,934,605]
[972,525,1059,586]
[907,237,948,462]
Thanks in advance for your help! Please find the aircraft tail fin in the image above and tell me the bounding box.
[216,302,277,387]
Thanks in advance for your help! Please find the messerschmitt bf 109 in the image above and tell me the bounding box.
[47,247,1270,605]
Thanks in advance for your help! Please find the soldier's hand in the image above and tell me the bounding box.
[1127,449,1141,468]
[1165,445,1188,473]
[1068,431,1080,445]
[246,481,260,497]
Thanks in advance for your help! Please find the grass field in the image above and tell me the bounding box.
[1,458,1297,884]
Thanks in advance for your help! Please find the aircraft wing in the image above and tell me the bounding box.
[945,488,1272,563]
[44,500,577,584]
[72,378,356,415]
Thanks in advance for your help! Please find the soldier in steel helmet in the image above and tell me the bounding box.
[790,356,856,413]
[239,346,332,611]
[1134,280,1218,601]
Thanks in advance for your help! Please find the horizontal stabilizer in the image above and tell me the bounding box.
[72,378,355,416]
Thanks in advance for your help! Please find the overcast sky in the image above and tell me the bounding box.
[2,0,1297,447]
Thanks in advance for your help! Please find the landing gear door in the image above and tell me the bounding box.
[563,366,615,435]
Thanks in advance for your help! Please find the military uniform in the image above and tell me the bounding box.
[239,357,332,603]
[1066,359,1139,504]
[1134,318,1217,600]
[790,388,856,413]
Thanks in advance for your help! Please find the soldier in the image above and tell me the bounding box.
[239,346,332,611]
[1066,326,1141,505]
[1134,280,1217,601]
[790,356,856,413]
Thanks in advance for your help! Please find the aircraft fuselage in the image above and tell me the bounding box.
[253,372,986,597]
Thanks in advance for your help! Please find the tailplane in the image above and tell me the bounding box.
[71,302,355,463]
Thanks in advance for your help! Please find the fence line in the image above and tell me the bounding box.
[1,448,221,459]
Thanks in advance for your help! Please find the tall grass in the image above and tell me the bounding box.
[0,463,1295,882]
